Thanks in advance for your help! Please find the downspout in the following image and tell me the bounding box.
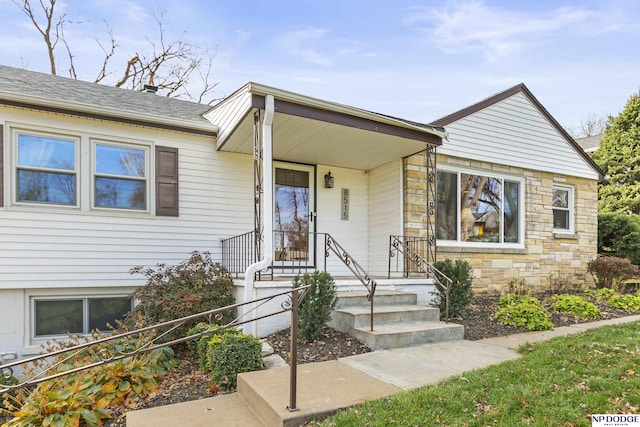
[243,94,275,335]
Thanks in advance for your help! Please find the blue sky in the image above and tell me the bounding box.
[0,0,638,132]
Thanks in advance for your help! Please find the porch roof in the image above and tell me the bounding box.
[205,82,446,171]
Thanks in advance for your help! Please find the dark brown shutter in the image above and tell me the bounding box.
[155,145,178,216]
[0,125,4,208]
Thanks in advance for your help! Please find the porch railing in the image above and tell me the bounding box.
[0,286,310,412]
[221,231,377,331]
[388,235,453,321]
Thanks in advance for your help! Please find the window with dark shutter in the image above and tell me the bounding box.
[0,124,4,208]
[155,145,179,216]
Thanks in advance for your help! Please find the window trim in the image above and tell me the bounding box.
[11,127,80,208]
[30,295,133,340]
[91,139,150,212]
[552,184,574,234]
[436,166,525,249]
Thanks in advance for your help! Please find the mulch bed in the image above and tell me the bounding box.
[2,292,637,427]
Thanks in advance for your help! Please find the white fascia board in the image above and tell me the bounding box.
[245,82,447,140]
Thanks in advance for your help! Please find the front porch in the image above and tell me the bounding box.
[206,82,449,337]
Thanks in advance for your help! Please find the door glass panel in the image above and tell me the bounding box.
[274,168,310,262]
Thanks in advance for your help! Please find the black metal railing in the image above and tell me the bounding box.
[0,286,310,412]
[221,231,377,331]
[388,235,452,321]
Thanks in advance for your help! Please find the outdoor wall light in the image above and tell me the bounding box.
[324,171,334,188]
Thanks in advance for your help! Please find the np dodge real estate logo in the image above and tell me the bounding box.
[592,414,640,427]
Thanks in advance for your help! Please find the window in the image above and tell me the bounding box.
[436,170,522,245]
[552,185,573,232]
[8,126,178,216]
[15,132,77,205]
[94,142,147,210]
[33,296,132,338]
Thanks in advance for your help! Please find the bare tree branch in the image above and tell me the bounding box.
[11,1,219,103]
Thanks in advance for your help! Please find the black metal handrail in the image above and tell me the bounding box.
[388,235,452,321]
[221,231,377,331]
[0,286,310,412]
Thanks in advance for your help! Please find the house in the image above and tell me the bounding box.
[0,65,602,360]
[413,84,604,293]
[575,134,603,153]
[0,64,445,359]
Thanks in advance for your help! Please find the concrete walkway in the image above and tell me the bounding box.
[126,315,640,427]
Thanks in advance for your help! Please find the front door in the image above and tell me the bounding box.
[274,162,315,267]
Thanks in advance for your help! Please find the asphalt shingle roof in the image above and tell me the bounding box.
[0,64,211,127]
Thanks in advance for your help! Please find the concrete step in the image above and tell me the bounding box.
[351,321,464,350]
[236,361,401,427]
[125,392,266,427]
[329,304,440,331]
[334,290,417,308]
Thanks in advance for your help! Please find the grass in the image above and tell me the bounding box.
[314,321,640,427]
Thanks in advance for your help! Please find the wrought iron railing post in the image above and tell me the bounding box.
[288,288,300,412]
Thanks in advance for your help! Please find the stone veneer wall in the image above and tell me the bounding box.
[404,152,598,294]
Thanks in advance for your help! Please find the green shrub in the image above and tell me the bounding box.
[293,271,337,342]
[187,324,241,371]
[550,294,601,319]
[607,294,640,311]
[587,256,639,291]
[598,213,640,265]
[207,332,263,390]
[494,294,553,331]
[431,259,474,318]
[584,287,616,302]
[498,294,540,308]
[130,251,235,339]
[3,333,177,427]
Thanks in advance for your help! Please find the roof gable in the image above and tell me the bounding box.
[432,83,603,181]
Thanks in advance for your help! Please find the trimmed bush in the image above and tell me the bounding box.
[431,259,474,318]
[550,294,601,319]
[207,332,263,390]
[293,271,337,342]
[187,324,241,371]
[130,251,235,339]
[494,294,553,331]
[587,256,639,291]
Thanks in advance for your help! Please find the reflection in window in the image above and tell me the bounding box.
[94,143,147,209]
[436,171,521,245]
[552,187,572,231]
[16,134,77,205]
[33,297,132,337]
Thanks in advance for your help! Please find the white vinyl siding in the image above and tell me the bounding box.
[438,93,600,180]
[0,108,253,291]
[316,165,369,275]
[368,159,403,277]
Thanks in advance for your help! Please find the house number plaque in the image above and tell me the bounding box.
[341,188,349,221]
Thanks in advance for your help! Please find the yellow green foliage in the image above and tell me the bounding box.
[2,333,177,427]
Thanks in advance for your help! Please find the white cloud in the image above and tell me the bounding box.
[405,1,592,61]
[274,27,335,66]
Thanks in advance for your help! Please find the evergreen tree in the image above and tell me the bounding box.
[591,94,640,214]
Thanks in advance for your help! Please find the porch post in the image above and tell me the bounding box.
[243,95,275,335]
[425,145,437,264]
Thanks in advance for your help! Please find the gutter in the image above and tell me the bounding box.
[242,94,275,335]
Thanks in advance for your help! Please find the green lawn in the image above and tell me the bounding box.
[314,321,640,427]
